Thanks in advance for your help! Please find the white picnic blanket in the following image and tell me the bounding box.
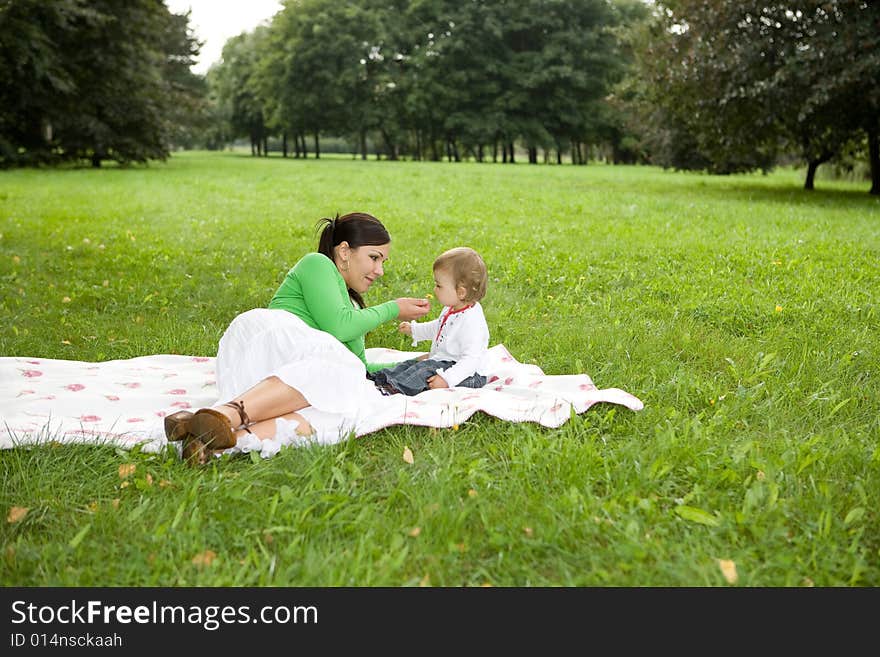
[0,344,643,458]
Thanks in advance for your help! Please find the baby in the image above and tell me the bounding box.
[370,246,489,396]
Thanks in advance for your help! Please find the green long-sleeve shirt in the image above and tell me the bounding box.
[268,252,398,372]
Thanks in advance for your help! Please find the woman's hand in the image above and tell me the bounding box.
[398,321,412,336]
[395,297,431,321]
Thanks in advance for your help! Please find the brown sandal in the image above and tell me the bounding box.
[164,410,194,442]
[221,400,254,433]
[174,400,254,466]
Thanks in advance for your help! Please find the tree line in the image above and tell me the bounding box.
[1,0,877,193]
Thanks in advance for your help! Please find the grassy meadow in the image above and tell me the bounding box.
[1,151,878,586]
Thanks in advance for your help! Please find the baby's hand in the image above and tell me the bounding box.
[398,322,412,336]
[427,374,449,389]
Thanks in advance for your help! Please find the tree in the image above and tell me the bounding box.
[213,29,271,156]
[635,1,880,192]
[0,0,203,167]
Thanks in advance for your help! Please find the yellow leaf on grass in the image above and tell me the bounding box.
[191,550,217,567]
[402,446,414,464]
[118,463,136,479]
[408,527,421,537]
[718,559,738,584]
[7,506,28,523]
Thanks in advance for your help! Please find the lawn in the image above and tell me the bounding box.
[1,151,878,586]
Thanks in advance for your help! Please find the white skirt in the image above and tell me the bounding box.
[215,308,384,418]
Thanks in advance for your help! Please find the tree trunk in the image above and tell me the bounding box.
[282,132,288,158]
[804,150,832,190]
[91,154,102,168]
[360,129,368,160]
[868,126,879,195]
[528,146,537,164]
[804,160,819,191]
[314,133,320,159]
[263,136,268,156]
[492,139,498,163]
[300,133,307,158]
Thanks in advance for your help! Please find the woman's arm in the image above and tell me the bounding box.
[298,254,399,342]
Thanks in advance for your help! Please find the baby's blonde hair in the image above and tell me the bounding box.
[433,247,487,303]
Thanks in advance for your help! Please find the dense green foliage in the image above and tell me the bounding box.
[0,0,204,167]
[632,1,880,192]
[1,153,878,586]
[212,0,647,162]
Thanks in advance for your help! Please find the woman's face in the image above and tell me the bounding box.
[340,242,390,293]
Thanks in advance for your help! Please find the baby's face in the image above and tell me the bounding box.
[433,267,465,309]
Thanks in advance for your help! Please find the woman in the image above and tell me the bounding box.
[165,212,431,465]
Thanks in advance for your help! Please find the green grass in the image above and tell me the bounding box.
[1,151,878,586]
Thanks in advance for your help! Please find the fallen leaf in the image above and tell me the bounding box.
[7,506,28,523]
[159,480,172,488]
[408,527,421,537]
[402,446,414,464]
[111,498,120,509]
[144,473,153,486]
[118,463,136,479]
[467,488,478,498]
[191,550,217,567]
[675,505,720,526]
[86,501,99,513]
[523,526,534,537]
[419,574,431,587]
[718,559,738,584]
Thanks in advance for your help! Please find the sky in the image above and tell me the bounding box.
[165,0,284,75]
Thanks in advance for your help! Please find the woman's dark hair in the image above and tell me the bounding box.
[315,212,391,308]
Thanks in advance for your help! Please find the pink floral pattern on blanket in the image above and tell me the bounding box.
[1,355,218,450]
[0,346,644,454]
